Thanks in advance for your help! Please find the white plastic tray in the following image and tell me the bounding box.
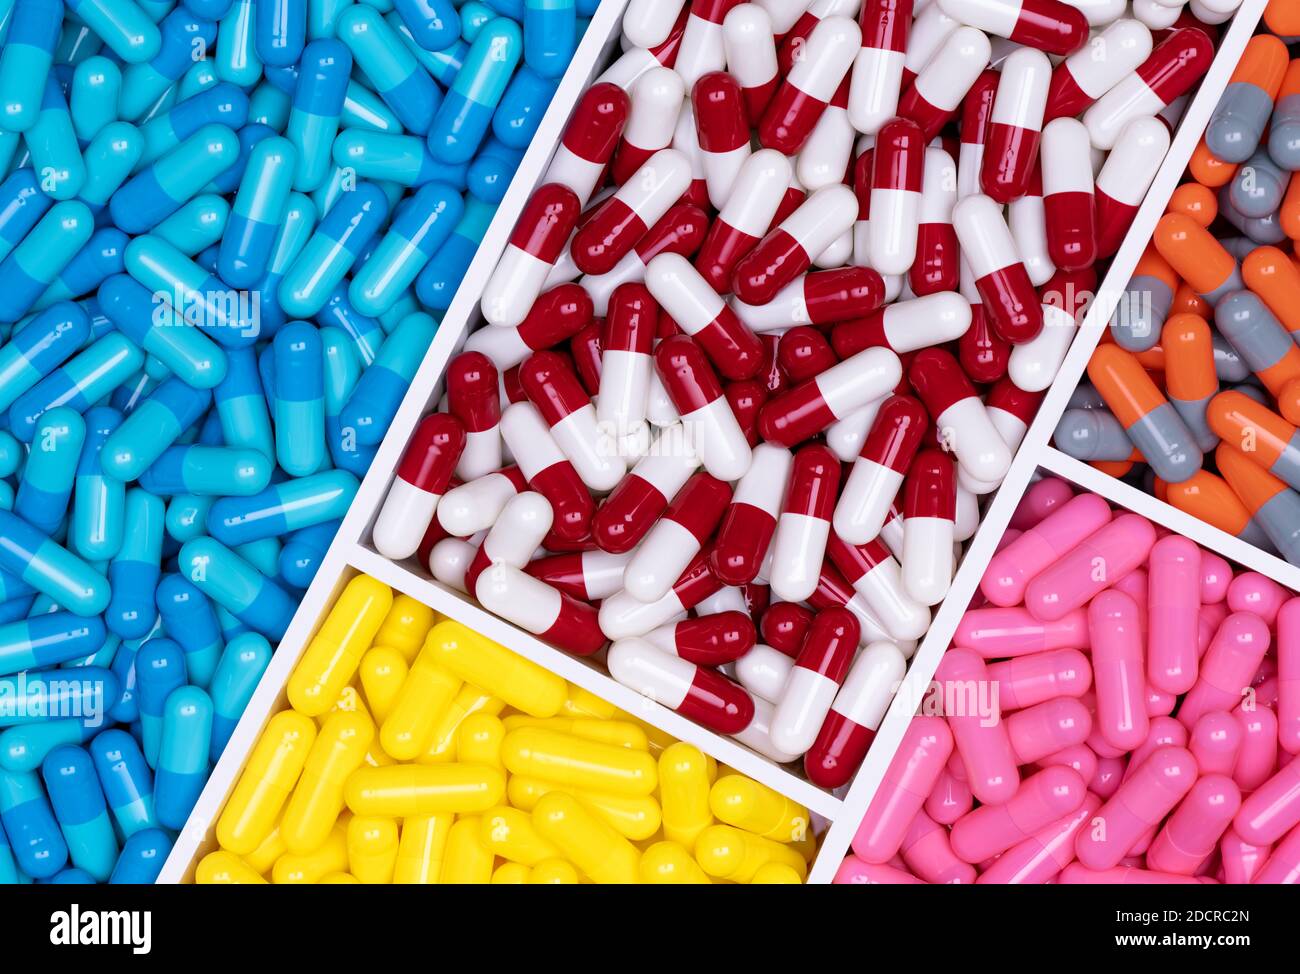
[161,0,1272,884]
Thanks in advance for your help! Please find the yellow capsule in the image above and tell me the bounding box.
[425,619,566,717]
[358,646,408,723]
[320,872,360,883]
[528,858,580,884]
[562,684,618,719]
[419,686,505,763]
[288,575,392,715]
[329,687,393,769]
[393,813,453,884]
[344,763,505,817]
[244,823,286,875]
[196,850,268,884]
[280,709,374,855]
[502,715,648,750]
[272,824,349,883]
[501,727,657,797]
[479,805,561,865]
[347,816,399,884]
[374,594,436,663]
[491,861,531,884]
[379,644,462,760]
[440,816,494,883]
[216,711,316,855]
[751,862,803,884]
[709,776,809,843]
[792,828,818,862]
[532,792,639,883]
[638,841,712,884]
[658,742,714,849]
[694,825,807,882]
[504,774,660,839]
[456,713,506,769]
[614,709,677,752]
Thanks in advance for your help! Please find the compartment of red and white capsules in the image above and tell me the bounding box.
[368,0,1233,786]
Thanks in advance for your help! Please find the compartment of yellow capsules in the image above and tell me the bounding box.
[658,743,713,849]
[273,823,349,884]
[502,715,648,750]
[348,816,399,884]
[505,775,661,840]
[479,805,562,865]
[500,726,657,797]
[379,641,462,760]
[288,576,393,715]
[440,817,495,884]
[456,713,506,769]
[419,687,505,763]
[374,594,437,663]
[694,825,808,883]
[345,763,505,817]
[196,850,267,884]
[393,814,453,884]
[425,619,566,717]
[709,776,810,844]
[532,792,639,884]
[358,646,408,723]
[528,859,580,884]
[639,841,711,884]
[216,710,316,856]
[280,709,374,855]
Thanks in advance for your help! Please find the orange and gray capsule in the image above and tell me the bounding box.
[1205,34,1289,164]
[1153,213,1243,308]
[1207,391,1300,495]
[1162,313,1219,452]
[1163,469,1272,553]
[1108,244,1176,352]
[1213,290,1300,398]
[1053,407,1136,464]
[1216,442,1300,566]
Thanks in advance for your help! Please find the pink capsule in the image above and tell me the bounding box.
[937,0,1088,56]
[853,716,954,863]
[898,26,991,141]
[834,856,926,884]
[734,267,886,333]
[732,183,859,305]
[518,351,625,492]
[1234,754,1300,846]
[1094,116,1169,259]
[693,149,792,294]
[952,194,1043,344]
[692,71,751,208]
[436,466,528,538]
[645,611,756,667]
[499,401,594,544]
[831,291,972,358]
[672,0,736,91]
[591,424,698,554]
[571,149,692,276]
[1045,17,1153,121]
[1147,774,1243,876]
[722,3,779,123]
[835,394,928,545]
[645,254,763,381]
[988,649,1093,710]
[464,283,595,370]
[909,348,1012,485]
[1278,598,1300,756]
[769,444,840,603]
[525,548,632,601]
[897,809,974,884]
[545,84,630,205]
[373,413,466,560]
[1006,697,1092,764]
[1040,117,1096,272]
[1227,572,1289,627]
[756,346,901,448]
[476,563,605,656]
[482,184,582,328]
[611,67,686,187]
[867,118,925,276]
[710,443,792,586]
[1187,710,1242,779]
[599,549,724,639]
[653,335,753,481]
[1220,829,1271,885]
[1008,475,1075,530]
[951,765,1087,864]
[581,202,710,315]
[909,148,960,297]
[936,648,1021,805]
[847,0,910,134]
[953,607,1090,658]
[607,636,755,734]
[1058,864,1210,884]
[805,640,907,789]
[1022,513,1157,621]
[597,283,656,442]
[976,792,1102,884]
[1146,533,1202,696]
[759,15,859,155]
[1180,612,1272,729]
[958,70,1000,201]
[982,47,1051,204]
[1249,821,1300,884]
[901,449,956,606]
[624,473,731,603]
[1089,590,1150,752]
[926,766,975,825]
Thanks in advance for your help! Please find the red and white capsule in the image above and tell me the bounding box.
[445,351,501,481]
[834,394,928,544]
[710,442,793,587]
[771,606,860,754]
[1045,18,1153,122]
[898,26,992,141]
[499,401,594,544]
[612,67,686,186]
[464,490,553,595]
[757,346,902,447]
[952,194,1043,343]
[1094,116,1168,259]
[1007,168,1055,287]
[797,77,854,192]
[476,564,605,656]
[722,3,779,123]
[735,643,795,702]
[910,147,959,296]
[692,71,751,208]
[525,549,633,602]
[812,563,897,647]
[959,378,1041,493]
[673,0,734,91]
[806,640,908,787]
[430,537,475,592]
[982,47,1051,204]
[759,16,860,155]
[597,282,657,442]
[581,202,709,315]
[624,473,732,603]
[732,183,859,305]
[481,184,581,328]
[591,422,699,553]
[869,117,925,275]
[1040,117,1097,272]
[903,2,960,88]
[464,283,594,370]
[734,267,886,333]
[645,610,757,667]
[902,449,957,605]
[646,253,764,381]
[936,0,1089,56]
[848,0,911,135]
[653,336,753,481]
[910,347,1013,485]
[599,550,724,638]
[545,83,630,206]
[694,149,791,295]
[571,149,693,276]
[830,290,972,358]
[519,351,625,492]
[373,413,466,560]
[437,465,528,537]
[770,444,841,603]
[671,101,710,210]
[608,636,756,734]
[828,534,931,641]
[623,0,689,49]
[957,69,999,201]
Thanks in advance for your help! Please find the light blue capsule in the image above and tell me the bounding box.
[248,78,291,129]
[0,666,119,728]
[25,77,86,201]
[338,4,441,135]
[14,406,85,537]
[154,684,211,829]
[215,0,261,87]
[106,489,164,639]
[415,193,494,310]
[0,200,94,322]
[212,347,274,460]
[139,82,249,168]
[342,76,403,133]
[207,468,358,545]
[164,493,214,543]
[54,14,106,65]
[480,0,521,19]
[89,727,156,837]
[0,431,20,478]
[392,19,464,86]
[251,190,316,337]
[0,769,68,878]
[42,744,117,881]
[219,137,297,288]
[33,228,129,311]
[459,0,491,42]
[0,719,98,773]
[178,536,295,638]
[135,638,186,767]
[322,324,368,473]
[155,573,222,686]
[75,120,145,213]
[108,827,169,883]
[207,631,269,760]
[97,273,229,388]
[316,281,386,365]
[350,181,463,316]
[65,0,160,63]
[0,0,63,133]
[273,320,326,475]
[235,536,281,577]
[0,613,106,675]
[138,444,273,495]
[0,169,52,267]
[102,377,209,484]
[118,10,217,122]
[255,0,305,66]
[7,333,142,444]
[153,193,230,255]
[0,301,91,416]
[0,511,109,616]
[69,56,122,143]
[331,129,469,188]
[307,0,349,37]
[427,17,521,164]
[339,312,434,444]
[72,406,126,562]
[278,180,389,317]
[109,123,240,234]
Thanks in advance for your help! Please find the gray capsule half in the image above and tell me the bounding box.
[1268,92,1300,172]
[1218,187,1289,245]
[1213,332,1251,383]
[1128,402,1203,484]
[1054,408,1135,462]
[1207,81,1276,164]
[1230,149,1288,219]
[1255,486,1300,567]
[1215,289,1293,377]
[1109,274,1173,352]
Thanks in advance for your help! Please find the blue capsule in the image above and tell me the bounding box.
[106,489,164,639]
[523,0,574,79]
[0,301,91,416]
[220,136,297,288]
[278,518,337,588]
[389,12,465,86]
[69,56,122,143]
[164,494,215,544]
[107,634,140,724]
[0,815,15,882]
[73,406,126,562]
[0,613,106,676]
[0,200,94,322]
[273,320,326,476]
[493,64,557,150]
[416,194,494,310]
[14,406,85,537]
[110,123,240,235]
[351,181,463,316]
[208,631,270,760]
[316,281,387,366]
[0,169,53,267]
[102,377,211,482]
[42,744,118,881]
[0,769,68,878]
[178,536,295,638]
[206,469,357,548]
[216,0,261,88]
[255,0,304,67]
[119,11,217,122]
[288,39,350,193]
[0,510,110,616]
[35,228,129,311]
[108,827,170,883]
[88,728,156,837]
[139,443,273,496]
[392,0,459,51]
[140,82,249,167]
[340,312,437,445]
[251,190,316,338]
[460,1,493,41]
[154,194,231,256]
[338,5,440,136]
[332,130,470,189]
[0,0,63,133]
[135,638,186,767]
[467,135,525,202]
[278,180,389,318]
[76,121,145,214]
[98,274,229,388]
[154,684,211,829]
[213,347,275,460]
[24,77,85,201]
[427,17,521,164]
[155,573,223,687]
[322,325,369,474]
